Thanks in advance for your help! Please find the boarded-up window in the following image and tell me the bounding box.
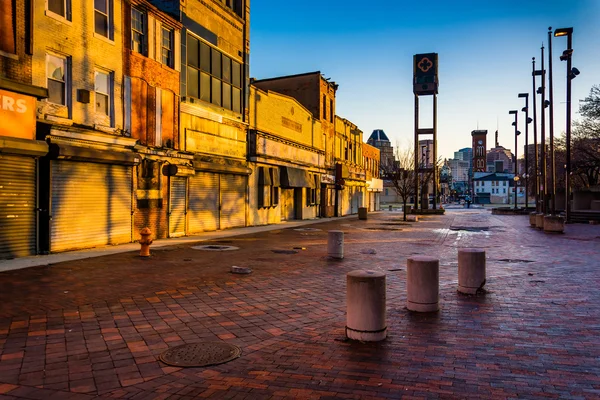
[161,90,174,148]
[0,0,15,54]
[130,78,148,143]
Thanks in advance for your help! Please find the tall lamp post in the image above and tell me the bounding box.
[554,27,578,223]
[547,27,557,215]
[509,110,519,209]
[518,93,532,209]
[531,58,540,213]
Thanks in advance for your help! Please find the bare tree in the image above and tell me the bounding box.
[383,142,414,221]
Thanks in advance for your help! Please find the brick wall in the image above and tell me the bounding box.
[32,0,124,128]
[0,0,32,84]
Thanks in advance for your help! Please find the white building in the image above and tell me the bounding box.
[473,172,525,204]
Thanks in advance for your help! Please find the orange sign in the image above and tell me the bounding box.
[0,89,36,140]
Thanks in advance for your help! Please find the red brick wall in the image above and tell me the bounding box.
[0,0,32,84]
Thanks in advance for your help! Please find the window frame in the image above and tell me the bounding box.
[131,7,145,54]
[94,0,111,39]
[47,0,70,20]
[185,33,243,113]
[94,69,112,118]
[161,27,173,68]
[46,53,69,107]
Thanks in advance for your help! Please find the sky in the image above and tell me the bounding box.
[249,0,600,160]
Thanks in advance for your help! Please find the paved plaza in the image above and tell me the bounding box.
[1,209,599,399]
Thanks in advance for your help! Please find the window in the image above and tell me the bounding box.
[95,70,111,117]
[131,8,144,53]
[47,54,67,106]
[503,181,507,186]
[322,95,326,120]
[503,188,506,193]
[94,0,110,38]
[186,34,243,113]
[161,27,173,67]
[329,99,333,122]
[48,0,68,18]
[0,0,16,54]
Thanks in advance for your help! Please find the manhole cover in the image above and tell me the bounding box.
[293,228,322,232]
[381,222,412,226]
[271,250,298,254]
[160,342,241,368]
[363,227,402,231]
[450,227,489,232]
[497,259,534,263]
[191,245,240,251]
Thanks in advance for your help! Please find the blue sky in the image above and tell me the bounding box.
[249,0,600,160]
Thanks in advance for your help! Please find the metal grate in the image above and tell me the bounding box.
[159,342,242,368]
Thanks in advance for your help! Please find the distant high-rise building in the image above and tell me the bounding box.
[367,129,395,171]
[418,139,434,168]
[487,146,514,173]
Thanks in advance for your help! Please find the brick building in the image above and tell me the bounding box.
[363,143,382,211]
[32,0,141,253]
[334,116,367,216]
[154,0,251,234]
[247,85,325,225]
[0,0,49,259]
[122,0,191,240]
[252,72,338,217]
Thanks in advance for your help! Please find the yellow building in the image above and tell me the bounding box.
[247,85,325,225]
[334,116,367,216]
[33,0,140,253]
[159,0,251,234]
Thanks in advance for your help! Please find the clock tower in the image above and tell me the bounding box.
[471,130,487,172]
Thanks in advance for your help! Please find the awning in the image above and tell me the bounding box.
[258,166,272,185]
[271,167,280,187]
[47,143,140,165]
[280,167,315,188]
[0,136,48,157]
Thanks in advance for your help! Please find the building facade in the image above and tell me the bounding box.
[363,143,382,211]
[252,72,338,217]
[122,0,190,240]
[247,85,325,225]
[157,0,252,234]
[334,116,367,216]
[0,0,49,259]
[486,146,514,174]
[33,0,142,253]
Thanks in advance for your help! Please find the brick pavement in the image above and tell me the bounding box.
[1,210,600,399]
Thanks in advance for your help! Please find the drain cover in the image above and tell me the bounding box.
[497,259,534,263]
[191,245,240,251]
[159,342,241,368]
[363,227,402,231]
[271,250,298,254]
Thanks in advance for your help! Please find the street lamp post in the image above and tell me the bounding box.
[554,27,577,223]
[537,44,548,215]
[531,58,540,213]
[509,110,519,209]
[547,27,556,215]
[518,93,532,209]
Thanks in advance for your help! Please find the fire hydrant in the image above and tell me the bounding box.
[139,227,153,257]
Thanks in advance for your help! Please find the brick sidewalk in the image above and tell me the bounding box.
[1,210,600,399]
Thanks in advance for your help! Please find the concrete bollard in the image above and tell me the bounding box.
[457,248,486,294]
[406,256,439,312]
[389,205,393,211]
[535,212,545,230]
[346,270,387,341]
[529,211,537,227]
[358,207,368,220]
[544,215,565,233]
[327,230,344,259]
